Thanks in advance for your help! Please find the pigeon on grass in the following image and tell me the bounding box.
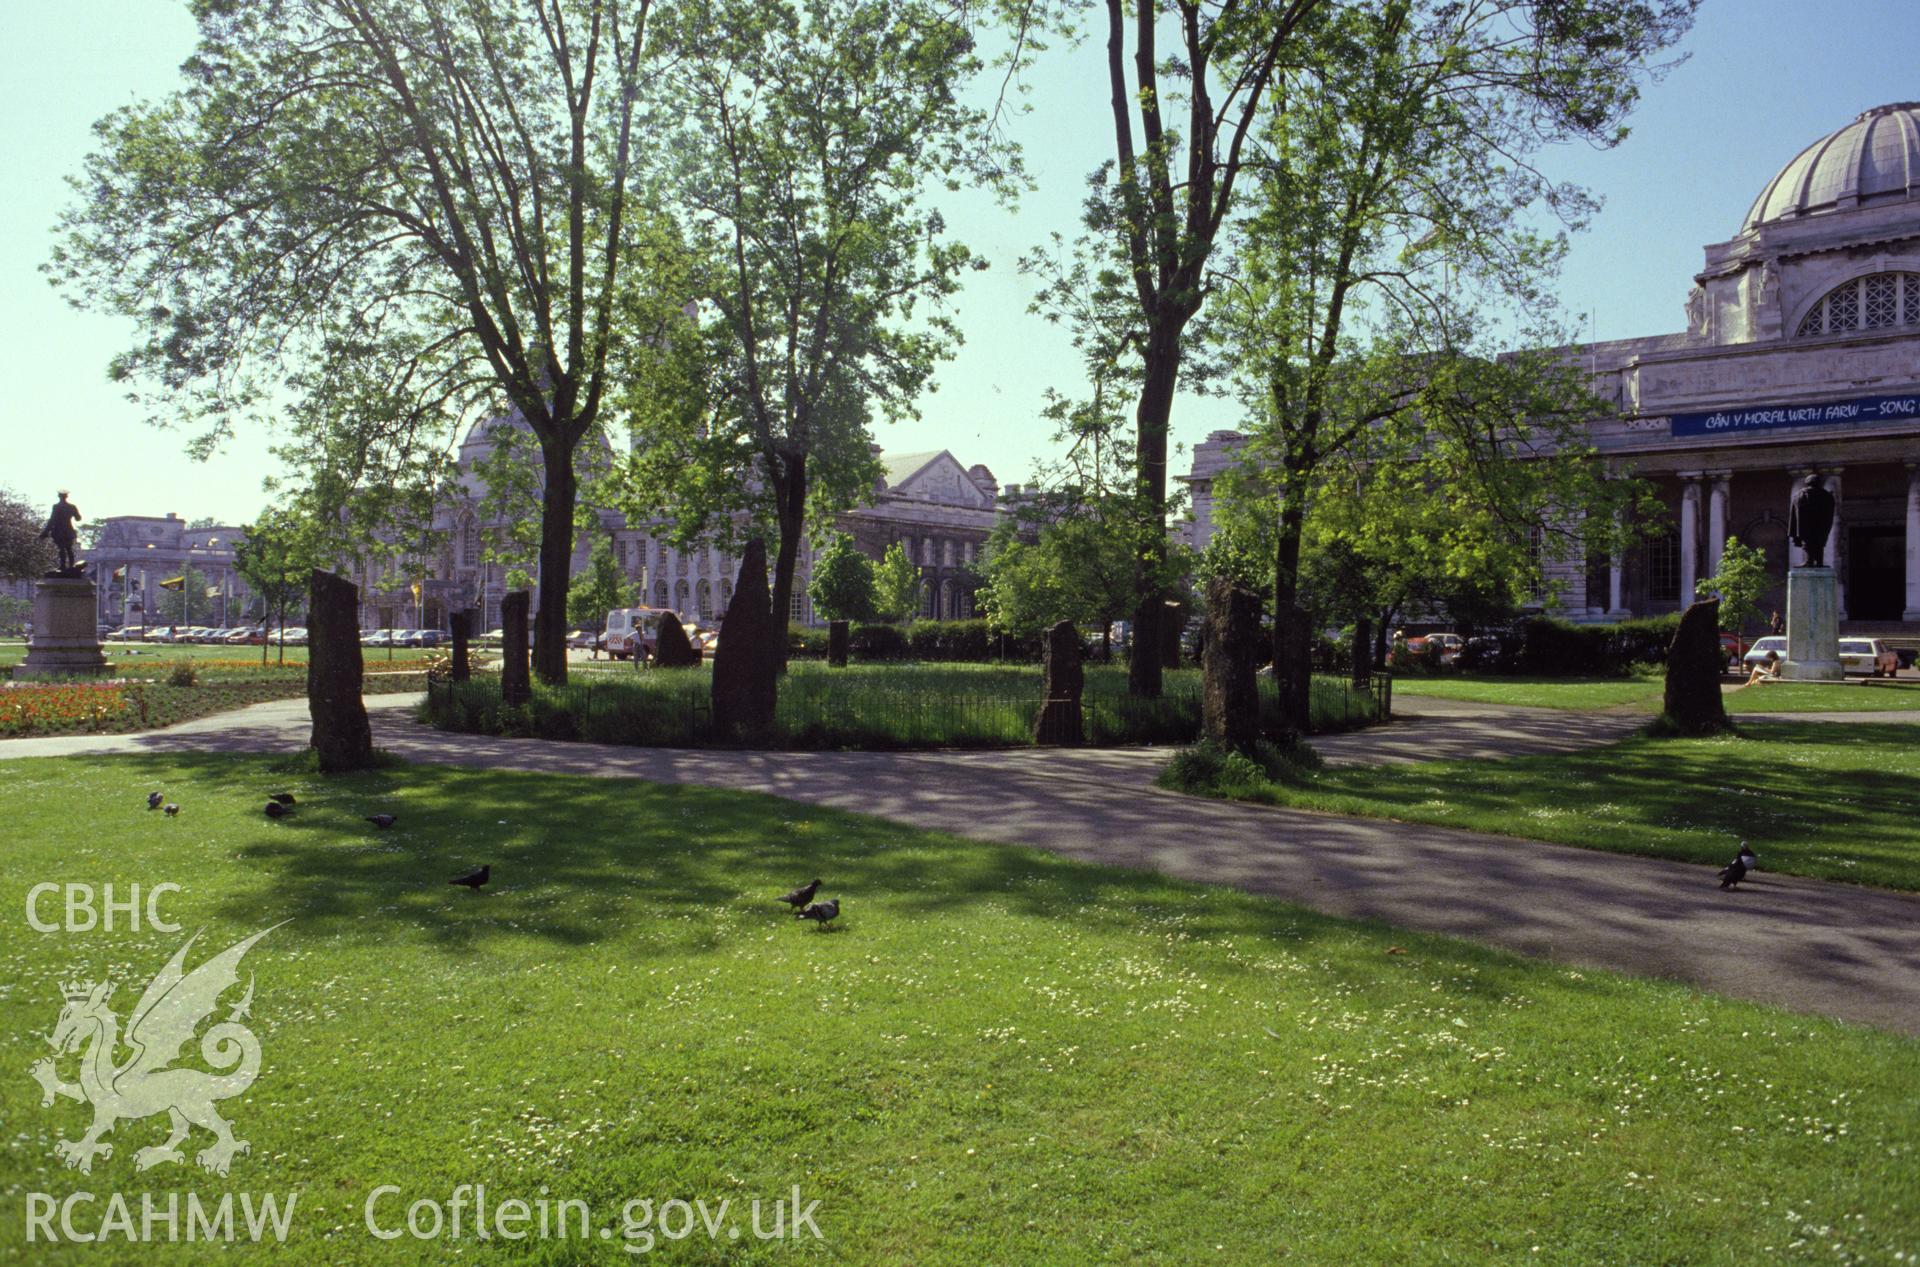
[264,800,290,820]
[163,803,180,818]
[366,814,397,829]
[268,792,298,806]
[777,878,822,909]
[795,898,840,930]
[147,791,164,811]
[449,865,491,891]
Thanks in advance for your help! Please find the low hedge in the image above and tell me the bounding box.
[785,619,1043,663]
[1451,613,1684,677]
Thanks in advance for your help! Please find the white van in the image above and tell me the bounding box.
[604,607,673,661]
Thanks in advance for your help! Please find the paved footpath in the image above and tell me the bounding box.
[6,695,1919,1036]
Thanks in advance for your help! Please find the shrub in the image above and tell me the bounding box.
[849,623,909,661]
[166,660,199,687]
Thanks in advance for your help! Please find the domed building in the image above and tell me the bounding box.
[1182,102,1920,632]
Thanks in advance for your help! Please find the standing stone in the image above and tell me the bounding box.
[1033,620,1085,746]
[449,611,472,683]
[501,590,531,705]
[828,619,850,668]
[653,611,701,668]
[15,575,109,679]
[1273,602,1314,734]
[1202,576,1262,753]
[712,539,778,735]
[307,569,372,772]
[1663,597,1730,735]
[1352,616,1373,688]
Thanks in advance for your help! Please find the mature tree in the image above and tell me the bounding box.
[1026,0,1321,698]
[616,0,1006,666]
[0,596,30,636]
[977,496,1152,659]
[0,486,56,580]
[567,535,636,630]
[807,533,878,624]
[1207,0,1695,726]
[51,0,672,685]
[233,509,323,664]
[871,541,922,624]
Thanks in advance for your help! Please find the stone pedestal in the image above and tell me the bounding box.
[16,576,109,679]
[1782,567,1843,681]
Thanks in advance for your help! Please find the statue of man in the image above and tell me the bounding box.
[39,490,83,573]
[1788,475,1836,568]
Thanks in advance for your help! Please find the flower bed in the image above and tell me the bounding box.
[0,682,134,735]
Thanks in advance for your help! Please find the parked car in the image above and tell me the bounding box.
[414,629,447,648]
[282,626,310,646]
[364,629,395,648]
[478,628,505,646]
[1742,636,1787,669]
[1839,637,1900,677]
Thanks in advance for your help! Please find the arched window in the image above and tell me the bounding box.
[461,517,481,566]
[697,580,713,620]
[673,579,690,616]
[654,580,669,609]
[940,580,954,618]
[921,580,936,618]
[1796,271,1920,336]
[720,580,733,613]
[790,589,806,623]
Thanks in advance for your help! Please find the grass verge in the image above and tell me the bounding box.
[0,753,1914,1264]
[1163,721,1920,891]
[1392,671,1920,715]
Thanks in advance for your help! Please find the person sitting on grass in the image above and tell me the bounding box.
[1745,649,1782,686]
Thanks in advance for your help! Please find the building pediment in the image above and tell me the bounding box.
[884,450,995,508]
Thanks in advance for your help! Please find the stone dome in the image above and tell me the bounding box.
[1742,102,1920,232]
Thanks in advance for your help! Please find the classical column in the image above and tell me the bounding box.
[1906,463,1920,622]
[1607,504,1627,616]
[1678,473,1703,607]
[1705,471,1731,580]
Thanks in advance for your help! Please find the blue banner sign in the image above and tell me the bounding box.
[1668,390,1920,438]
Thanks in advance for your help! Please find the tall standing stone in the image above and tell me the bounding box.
[449,611,472,683]
[1663,597,1730,735]
[828,619,850,668]
[653,612,700,668]
[712,539,778,735]
[1202,576,1262,753]
[1160,599,1186,669]
[307,569,372,772]
[1033,620,1085,746]
[1351,616,1373,688]
[501,589,531,705]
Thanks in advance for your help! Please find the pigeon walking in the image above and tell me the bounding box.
[264,800,290,819]
[449,864,490,891]
[1737,842,1758,871]
[366,813,397,829]
[268,792,298,806]
[777,878,823,909]
[147,791,164,811]
[795,898,840,930]
[1717,853,1748,889]
[163,803,180,818]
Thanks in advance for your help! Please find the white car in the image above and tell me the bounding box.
[1839,637,1900,677]
[1741,636,1787,669]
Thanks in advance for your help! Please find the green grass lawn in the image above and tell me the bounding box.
[1392,670,1920,715]
[0,639,437,671]
[0,756,1914,1264]
[1169,721,1920,891]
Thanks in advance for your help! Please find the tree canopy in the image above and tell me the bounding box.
[807,533,878,624]
[52,0,675,683]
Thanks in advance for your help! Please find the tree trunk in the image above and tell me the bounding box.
[767,451,807,673]
[534,439,579,685]
[1272,493,1311,732]
[1127,327,1183,699]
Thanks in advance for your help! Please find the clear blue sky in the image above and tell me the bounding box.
[1,1,1915,526]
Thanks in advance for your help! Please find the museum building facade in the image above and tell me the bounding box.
[1180,102,1920,632]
